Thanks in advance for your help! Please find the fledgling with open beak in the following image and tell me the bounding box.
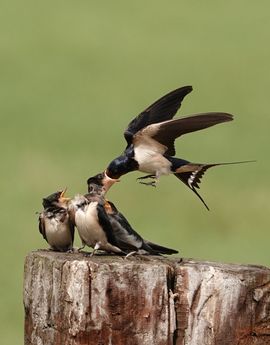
[105,85,252,210]
[38,189,74,252]
[68,194,123,255]
[86,173,178,255]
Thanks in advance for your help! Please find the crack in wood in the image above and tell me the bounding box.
[197,294,213,319]
[190,282,202,316]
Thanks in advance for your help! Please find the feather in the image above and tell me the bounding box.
[140,112,233,156]
[124,86,192,144]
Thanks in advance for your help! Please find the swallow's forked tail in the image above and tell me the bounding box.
[173,159,255,210]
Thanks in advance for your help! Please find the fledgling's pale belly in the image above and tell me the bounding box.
[45,217,72,248]
[75,202,107,248]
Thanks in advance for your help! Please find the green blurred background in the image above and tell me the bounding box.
[1,1,269,343]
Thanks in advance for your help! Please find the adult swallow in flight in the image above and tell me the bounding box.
[86,173,178,255]
[104,86,246,209]
[38,189,74,252]
[68,194,124,255]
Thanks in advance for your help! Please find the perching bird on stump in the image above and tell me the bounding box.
[38,190,74,252]
[86,173,178,255]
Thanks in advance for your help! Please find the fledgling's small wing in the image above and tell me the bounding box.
[106,201,145,251]
[108,202,165,254]
[124,86,193,145]
[141,112,233,156]
[112,211,177,255]
[96,203,119,247]
[38,212,47,241]
[106,201,177,255]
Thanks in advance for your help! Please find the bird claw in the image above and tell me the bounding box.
[139,181,157,187]
[82,252,92,257]
[136,174,156,181]
[77,245,86,252]
[66,248,74,253]
[124,251,137,259]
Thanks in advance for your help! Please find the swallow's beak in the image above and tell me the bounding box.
[59,188,71,203]
[104,171,120,191]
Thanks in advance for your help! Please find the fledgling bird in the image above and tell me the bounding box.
[38,190,74,252]
[68,194,124,255]
[86,173,178,255]
[104,86,246,209]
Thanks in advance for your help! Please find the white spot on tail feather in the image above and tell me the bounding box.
[188,170,199,187]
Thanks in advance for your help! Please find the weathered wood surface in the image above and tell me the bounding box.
[24,251,270,345]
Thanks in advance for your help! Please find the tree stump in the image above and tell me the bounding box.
[24,251,270,345]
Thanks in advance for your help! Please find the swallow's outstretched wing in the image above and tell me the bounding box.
[124,86,193,145]
[136,112,233,156]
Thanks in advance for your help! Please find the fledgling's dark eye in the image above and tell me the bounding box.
[77,201,87,209]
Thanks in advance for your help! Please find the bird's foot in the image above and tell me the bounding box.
[90,249,97,257]
[90,243,100,257]
[77,244,86,252]
[124,251,138,259]
[82,252,92,257]
[139,180,157,187]
[137,175,157,187]
[136,174,156,181]
[66,247,74,253]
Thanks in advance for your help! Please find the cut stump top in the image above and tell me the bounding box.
[24,250,270,345]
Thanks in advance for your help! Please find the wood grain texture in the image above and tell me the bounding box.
[24,251,270,345]
[174,260,270,345]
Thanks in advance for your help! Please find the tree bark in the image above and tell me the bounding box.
[24,251,270,345]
